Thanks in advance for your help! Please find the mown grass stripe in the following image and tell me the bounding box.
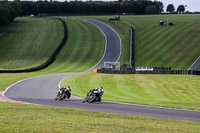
[62,73,200,110]
[143,22,195,68]
[89,15,200,70]
[0,18,64,71]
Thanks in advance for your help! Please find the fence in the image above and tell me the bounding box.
[129,26,135,68]
[97,67,200,76]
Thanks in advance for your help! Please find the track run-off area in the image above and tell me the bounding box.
[3,18,200,122]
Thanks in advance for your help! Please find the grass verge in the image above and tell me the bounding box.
[0,102,200,133]
[61,73,200,111]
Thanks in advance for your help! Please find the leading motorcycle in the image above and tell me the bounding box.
[83,87,104,103]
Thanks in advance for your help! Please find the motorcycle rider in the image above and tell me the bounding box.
[55,86,71,100]
[59,86,71,93]
[82,86,104,103]
[91,87,104,94]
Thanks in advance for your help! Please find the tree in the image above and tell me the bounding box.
[145,5,157,14]
[177,5,185,14]
[166,4,175,13]
[154,1,163,13]
[11,1,22,16]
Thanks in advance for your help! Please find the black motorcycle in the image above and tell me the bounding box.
[83,87,104,103]
[55,86,71,101]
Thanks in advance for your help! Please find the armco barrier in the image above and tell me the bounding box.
[0,18,67,73]
[97,68,200,76]
[129,27,135,68]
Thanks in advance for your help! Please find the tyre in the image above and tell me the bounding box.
[88,93,96,103]
[98,96,101,102]
[67,93,71,99]
[59,93,66,101]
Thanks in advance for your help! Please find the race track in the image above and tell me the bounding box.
[4,18,200,122]
[188,56,200,70]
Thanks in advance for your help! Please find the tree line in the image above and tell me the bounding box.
[0,0,164,25]
[19,0,164,16]
[0,0,22,25]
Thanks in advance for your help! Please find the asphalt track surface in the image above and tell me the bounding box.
[188,56,200,70]
[3,19,200,122]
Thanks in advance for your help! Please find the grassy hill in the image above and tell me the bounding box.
[0,17,105,73]
[0,17,63,70]
[0,17,105,90]
[40,18,105,73]
[88,15,200,70]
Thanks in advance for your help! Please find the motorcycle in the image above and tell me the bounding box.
[83,87,104,103]
[55,86,71,101]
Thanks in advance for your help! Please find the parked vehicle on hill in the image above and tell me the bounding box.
[55,86,71,101]
[82,87,104,103]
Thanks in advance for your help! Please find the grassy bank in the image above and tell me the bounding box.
[88,15,200,70]
[0,17,105,90]
[0,102,199,133]
[40,18,105,73]
[61,73,200,111]
[0,17,63,70]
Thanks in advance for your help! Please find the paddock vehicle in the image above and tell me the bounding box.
[82,87,104,103]
[55,86,71,101]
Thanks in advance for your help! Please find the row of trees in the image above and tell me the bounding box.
[0,0,164,20]
[20,0,164,15]
[166,4,186,14]
[0,1,22,25]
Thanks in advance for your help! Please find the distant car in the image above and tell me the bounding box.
[30,14,35,17]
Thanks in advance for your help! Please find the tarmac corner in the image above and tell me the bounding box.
[0,91,24,103]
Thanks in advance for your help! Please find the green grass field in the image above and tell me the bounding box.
[61,73,200,111]
[39,18,105,73]
[0,17,105,89]
[0,102,200,133]
[1,15,200,131]
[88,15,200,70]
[0,17,63,70]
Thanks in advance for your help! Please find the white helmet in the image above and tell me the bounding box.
[98,87,104,94]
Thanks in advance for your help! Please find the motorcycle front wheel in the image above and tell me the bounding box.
[88,94,96,103]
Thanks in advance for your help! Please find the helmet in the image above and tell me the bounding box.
[98,87,104,94]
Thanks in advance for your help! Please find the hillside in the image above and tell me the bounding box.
[40,18,105,73]
[0,17,63,70]
[0,17,105,73]
[89,15,200,70]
